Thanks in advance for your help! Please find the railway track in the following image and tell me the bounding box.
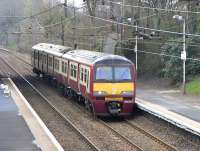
[98,120,144,151]
[0,56,100,151]
[56,94,177,151]
[32,79,144,151]
[125,120,178,151]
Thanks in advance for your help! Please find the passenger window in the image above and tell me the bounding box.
[62,61,64,73]
[86,70,89,88]
[54,59,59,71]
[70,63,77,78]
[35,52,38,60]
[62,61,67,73]
[70,64,73,76]
[74,66,77,78]
[64,62,67,73]
[48,57,53,67]
[39,54,42,61]
[43,55,47,64]
[84,69,87,83]
[80,68,84,81]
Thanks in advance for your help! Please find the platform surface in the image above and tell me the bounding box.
[0,89,40,151]
[137,88,200,122]
[136,85,200,136]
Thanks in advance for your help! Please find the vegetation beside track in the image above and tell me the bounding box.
[186,77,200,95]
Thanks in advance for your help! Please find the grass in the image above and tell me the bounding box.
[7,43,17,50]
[186,77,200,95]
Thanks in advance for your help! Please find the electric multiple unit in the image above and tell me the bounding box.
[32,43,136,116]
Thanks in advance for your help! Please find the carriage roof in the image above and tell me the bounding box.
[32,43,72,56]
[63,49,132,65]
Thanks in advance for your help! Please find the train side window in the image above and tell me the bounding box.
[84,69,87,83]
[80,68,84,82]
[48,56,53,67]
[62,61,67,73]
[39,53,43,61]
[86,70,89,88]
[64,62,67,73]
[74,65,77,78]
[54,59,59,71]
[35,52,38,60]
[70,64,73,77]
[62,61,64,73]
[70,63,77,79]
[43,55,47,64]
[31,51,34,58]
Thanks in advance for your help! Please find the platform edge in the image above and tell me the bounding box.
[7,78,64,151]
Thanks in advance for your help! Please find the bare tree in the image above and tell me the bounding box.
[146,0,177,30]
[86,0,97,17]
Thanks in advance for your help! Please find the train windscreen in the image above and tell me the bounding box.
[95,66,132,82]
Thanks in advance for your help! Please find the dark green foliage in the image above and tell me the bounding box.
[161,37,200,83]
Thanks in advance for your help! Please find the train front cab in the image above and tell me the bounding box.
[92,59,136,116]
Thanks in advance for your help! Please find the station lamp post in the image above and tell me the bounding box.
[134,22,138,71]
[173,15,186,94]
[127,17,138,71]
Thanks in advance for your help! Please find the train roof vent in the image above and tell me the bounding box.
[60,49,69,54]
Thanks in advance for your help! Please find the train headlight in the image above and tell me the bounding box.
[93,91,107,96]
[121,91,133,96]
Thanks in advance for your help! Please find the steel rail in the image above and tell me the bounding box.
[0,56,101,151]
[0,48,32,66]
[125,120,178,151]
[98,119,144,151]
[65,96,176,151]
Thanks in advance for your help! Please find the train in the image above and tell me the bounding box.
[31,43,136,117]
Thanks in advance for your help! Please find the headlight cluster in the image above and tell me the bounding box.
[93,91,107,96]
[121,91,133,96]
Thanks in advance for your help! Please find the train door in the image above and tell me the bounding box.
[86,69,90,93]
[48,55,53,74]
[35,50,39,69]
[53,56,55,76]
[38,52,43,71]
[31,49,34,66]
[46,54,49,74]
[43,53,47,73]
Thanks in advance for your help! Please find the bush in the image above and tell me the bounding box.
[161,37,200,83]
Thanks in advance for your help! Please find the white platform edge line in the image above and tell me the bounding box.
[136,97,200,137]
[8,78,64,151]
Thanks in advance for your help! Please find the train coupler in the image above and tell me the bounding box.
[107,102,121,115]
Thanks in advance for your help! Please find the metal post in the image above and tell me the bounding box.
[122,0,125,36]
[173,15,186,94]
[120,0,123,44]
[135,23,138,71]
[73,0,76,48]
[183,19,186,94]
[61,17,65,45]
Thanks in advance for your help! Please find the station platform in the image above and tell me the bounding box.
[1,78,64,151]
[136,84,200,136]
[0,82,39,150]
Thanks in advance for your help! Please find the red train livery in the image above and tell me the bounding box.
[32,43,136,116]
